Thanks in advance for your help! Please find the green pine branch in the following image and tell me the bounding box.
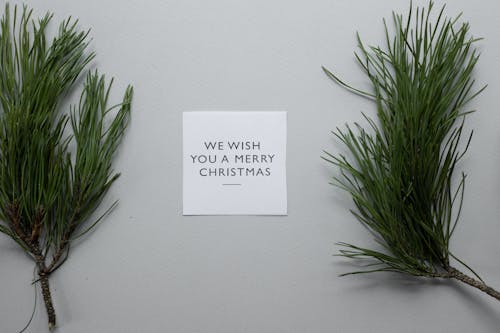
[323,1,500,300]
[0,4,133,329]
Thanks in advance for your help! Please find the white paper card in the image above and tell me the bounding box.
[183,111,287,215]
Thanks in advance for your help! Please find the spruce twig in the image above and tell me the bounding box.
[323,1,500,300]
[0,4,133,329]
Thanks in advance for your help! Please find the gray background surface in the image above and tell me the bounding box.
[1,0,500,332]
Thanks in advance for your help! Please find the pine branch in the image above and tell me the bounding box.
[0,4,133,329]
[323,1,500,300]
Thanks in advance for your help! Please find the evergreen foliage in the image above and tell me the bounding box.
[323,2,500,300]
[0,4,133,328]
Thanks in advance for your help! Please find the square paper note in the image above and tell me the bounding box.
[183,111,287,215]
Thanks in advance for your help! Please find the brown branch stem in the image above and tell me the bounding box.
[33,244,57,329]
[46,209,81,273]
[45,233,71,274]
[446,266,500,301]
[38,271,56,330]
